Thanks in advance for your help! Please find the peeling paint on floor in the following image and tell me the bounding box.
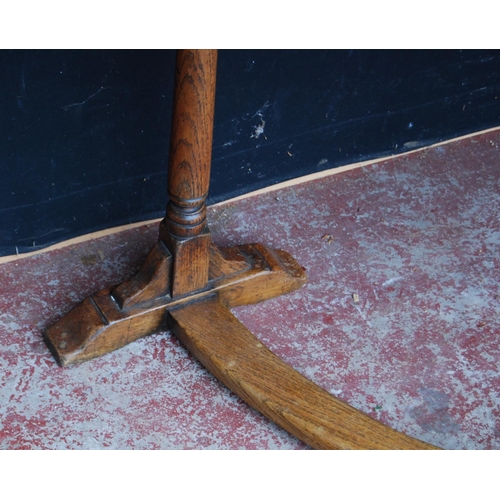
[1,129,499,449]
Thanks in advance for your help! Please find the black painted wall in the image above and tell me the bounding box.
[1,49,500,256]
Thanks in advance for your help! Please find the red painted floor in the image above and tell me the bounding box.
[1,128,499,449]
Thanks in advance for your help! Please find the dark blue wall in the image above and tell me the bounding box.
[1,49,500,256]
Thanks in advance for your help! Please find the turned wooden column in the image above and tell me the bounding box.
[159,49,217,297]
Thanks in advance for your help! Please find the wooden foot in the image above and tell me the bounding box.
[44,241,306,367]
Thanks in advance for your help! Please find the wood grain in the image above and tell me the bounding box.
[160,49,218,296]
[44,243,306,367]
[169,295,439,450]
[112,241,172,309]
[165,49,217,239]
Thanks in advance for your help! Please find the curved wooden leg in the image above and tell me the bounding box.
[169,295,438,450]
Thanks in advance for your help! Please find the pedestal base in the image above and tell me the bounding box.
[44,242,306,367]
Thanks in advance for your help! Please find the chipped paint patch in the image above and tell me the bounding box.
[1,129,500,448]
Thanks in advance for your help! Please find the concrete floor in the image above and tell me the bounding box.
[1,128,499,449]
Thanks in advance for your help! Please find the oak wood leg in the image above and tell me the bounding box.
[169,295,437,450]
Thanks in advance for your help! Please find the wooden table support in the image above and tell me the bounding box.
[44,49,438,450]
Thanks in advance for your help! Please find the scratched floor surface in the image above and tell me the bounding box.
[1,128,499,449]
